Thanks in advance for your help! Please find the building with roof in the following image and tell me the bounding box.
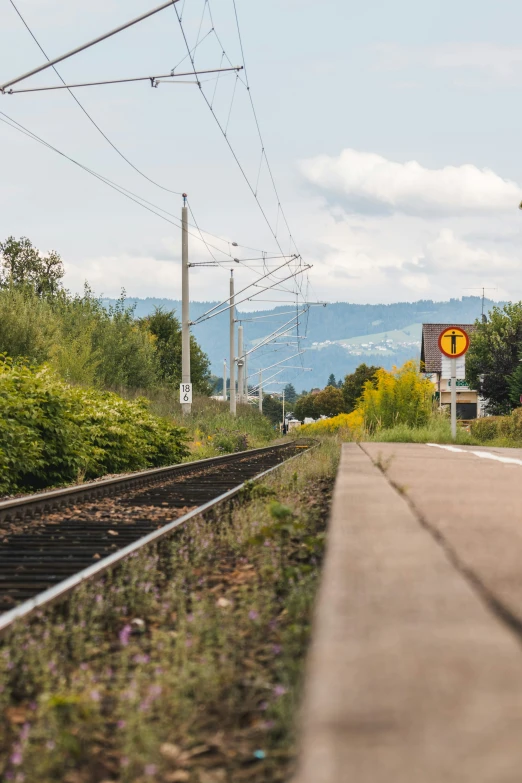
[421,323,482,419]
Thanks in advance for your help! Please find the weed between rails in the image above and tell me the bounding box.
[0,441,339,783]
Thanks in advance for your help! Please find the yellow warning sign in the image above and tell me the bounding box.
[438,326,470,359]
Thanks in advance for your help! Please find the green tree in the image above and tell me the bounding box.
[262,394,283,426]
[0,287,59,364]
[313,385,345,417]
[466,303,522,414]
[283,383,297,404]
[327,373,337,388]
[507,357,522,408]
[342,363,380,413]
[294,393,317,421]
[0,236,64,296]
[141,307,212,395]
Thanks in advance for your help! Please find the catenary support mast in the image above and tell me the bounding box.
[237,325,244,405]
[229,272,236,416]
[181,194,191,415]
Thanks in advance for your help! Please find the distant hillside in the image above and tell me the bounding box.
[102,296,503,391]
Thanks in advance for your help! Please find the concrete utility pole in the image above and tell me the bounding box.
[181,193,191,415]
[259,371,263,412]
[244,354,248,401]
[223,360,227,402]
[237,325,244,406]
[229,271,236,416]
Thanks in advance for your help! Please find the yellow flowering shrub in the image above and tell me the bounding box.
[300,409,364,435]
[298,361,433,436]
[359,360,433,431]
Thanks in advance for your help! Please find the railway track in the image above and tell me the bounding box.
[0,440,314,633]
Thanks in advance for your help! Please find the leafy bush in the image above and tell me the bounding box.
[212,431,249,454]
[470,409,522,444]
[469,417,502,442]
[0,357,189,494]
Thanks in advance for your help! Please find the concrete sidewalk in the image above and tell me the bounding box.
[292,443,522,783]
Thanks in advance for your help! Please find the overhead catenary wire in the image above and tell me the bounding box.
[1,0,181,92]
[4,66,243,94]
[0,107,289,267]
[5,0,286,266]
[192,258,299,324]
[0,110,245,259]
[172,3,292,262]
[5,0,183,195]
[175,0,310,312]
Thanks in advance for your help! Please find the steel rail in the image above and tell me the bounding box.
[0,441,301,523]
[0,441,315,635]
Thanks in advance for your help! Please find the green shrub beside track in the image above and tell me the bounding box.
[0,357,189,494]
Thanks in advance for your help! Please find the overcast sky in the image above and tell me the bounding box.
[1,0,521,309]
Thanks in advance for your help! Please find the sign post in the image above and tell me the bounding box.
[451,357,457,440]
[438,326,470,440]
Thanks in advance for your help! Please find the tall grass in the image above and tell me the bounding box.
[365,417,478,444]
[117,390,277,458]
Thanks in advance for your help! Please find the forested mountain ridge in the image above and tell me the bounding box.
[103,296,502,390]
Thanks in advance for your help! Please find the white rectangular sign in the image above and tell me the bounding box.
[441,355,466,380]
[180,383,193,404]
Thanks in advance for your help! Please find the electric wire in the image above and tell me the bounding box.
[0,110,244,259]
[7,0,185,196]
[7,0,285,266]
[172,2,290,261]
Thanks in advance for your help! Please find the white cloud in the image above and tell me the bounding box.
[300,148,522,216]
[373,42,522,80]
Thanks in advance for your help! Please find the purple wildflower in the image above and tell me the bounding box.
[10,747,22,766]
[273,685,287,697]
[117,720,126,729]
[249,610,259,621]
[90,690,101,702]
[148,684,162,699]
[132,654,150,664]
[272,644,282,655]
[119,624,132,646]
[145,764,157,776]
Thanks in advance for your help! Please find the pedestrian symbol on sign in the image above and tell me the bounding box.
[180,383,193,404]
[438,326,470,359]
